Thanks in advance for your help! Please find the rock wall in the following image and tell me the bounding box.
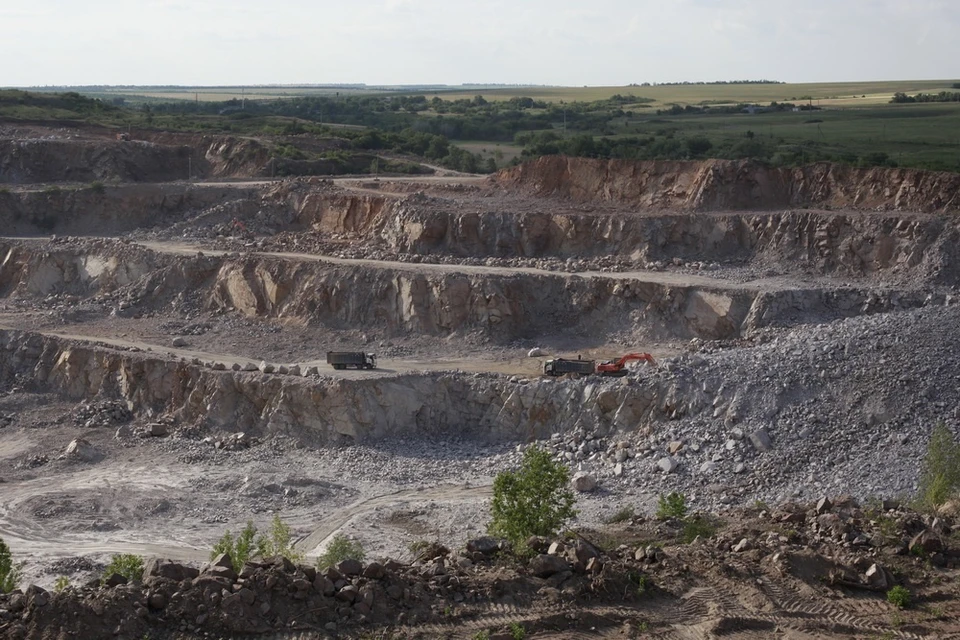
[275,188,960,282]
[494,156,960,213]
[0,184,260,235]
[0,242,937,342]
[0,139,196,184]
[0,329,702,444]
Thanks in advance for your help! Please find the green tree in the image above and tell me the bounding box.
[263,514,303,564]
[212,521,269,573]
[0,537,23,593]
[918,422,960,509]
[489,446,578,546]
[686,136,713,156]
[211,516,302,572]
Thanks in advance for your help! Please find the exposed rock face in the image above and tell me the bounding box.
[0,184,260,235]
[206,257,770,341]
[0,139,195,184]
[1,241,934,344]
[0,133,278,185]
[494,156,960,214]
[0,329,710,445]
[268,181,960,281]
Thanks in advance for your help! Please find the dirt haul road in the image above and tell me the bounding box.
[135,240,838,294]
[0,318,549,379]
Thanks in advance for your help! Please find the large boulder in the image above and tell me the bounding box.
[571,472,597,493]
[657,457,679,473]
[466,537,502,555]
[528,554,571,578]
[337,558,363,576]
[143,558,199,584]
[749,428,774,452]
[910,529,944,555]
[65,438,98,462]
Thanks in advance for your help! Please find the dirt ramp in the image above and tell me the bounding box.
[494,156,960,213]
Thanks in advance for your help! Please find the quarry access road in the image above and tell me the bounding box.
[134,240,827,295]
[0,316,547,379]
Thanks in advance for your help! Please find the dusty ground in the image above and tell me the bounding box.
[1,127,960,638]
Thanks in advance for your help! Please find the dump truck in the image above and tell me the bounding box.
[326,352,377,370]
[543,357,596,377]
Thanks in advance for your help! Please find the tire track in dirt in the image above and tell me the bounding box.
[295,484,491,556]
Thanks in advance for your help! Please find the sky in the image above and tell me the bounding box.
[2,0,957,87]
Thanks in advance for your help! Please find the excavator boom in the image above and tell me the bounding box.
[596,352,657,376]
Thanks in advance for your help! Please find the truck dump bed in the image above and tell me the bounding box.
[543,358,596,376]
[326,352,377,370]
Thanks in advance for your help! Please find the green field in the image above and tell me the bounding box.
[607,102,960,169]
[4,83,960,173]
[21,80,960,109]
[419,80,960,108]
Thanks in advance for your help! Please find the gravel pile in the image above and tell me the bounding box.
[520,304,960,512]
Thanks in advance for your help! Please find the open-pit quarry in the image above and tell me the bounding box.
[1,126,960,639]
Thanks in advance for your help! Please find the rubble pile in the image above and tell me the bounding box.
[1,498,956,639]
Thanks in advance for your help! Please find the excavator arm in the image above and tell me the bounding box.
[596,352,657,376]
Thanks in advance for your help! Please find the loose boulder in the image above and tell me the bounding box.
[65,438,97,462]
[571,472,597,492]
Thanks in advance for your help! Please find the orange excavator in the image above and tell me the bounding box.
[596,353,657,377]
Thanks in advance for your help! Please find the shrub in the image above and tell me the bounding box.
[212,516,302,572]
[509,622,526,640]
[102,554,144,584]
[262,514,303,564]
[629,571,652,596]
[488,446,577,547]
[408,540,431,560]
[87,181,105,194]
[212,521,268,573]
[656,492,688,520]
[603,505,635,524]
[681,515,717,543]
[887,585,911,609]
[918,422,960,509]
[0,537,23,593]
[53,576,70,593]
[316,534,366,570]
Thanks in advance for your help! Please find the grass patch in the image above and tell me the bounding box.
[604,505,636,524]
[102,554,144,584]
[656,492,688,520]
[681,516,718,544]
